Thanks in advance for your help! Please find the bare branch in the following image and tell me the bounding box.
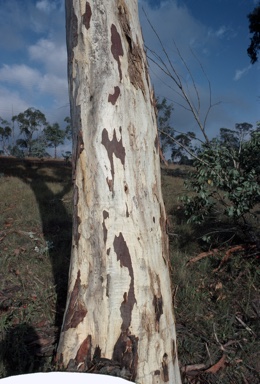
[142,8,222,145]
[159,129,209,166]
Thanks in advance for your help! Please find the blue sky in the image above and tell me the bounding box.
[0,0,259,148]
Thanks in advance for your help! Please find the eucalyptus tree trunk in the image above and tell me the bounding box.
[57,1,181,383]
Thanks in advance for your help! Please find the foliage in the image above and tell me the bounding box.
[181,122,260,244]
[157,97,174,155]
[0,118,12,155]
[43,123,66,158]
[12,108,47,157]
[62,151,72,162]
[4,108,72,159]
[157,97,195,163]
[247,2,260,64]
[8,145,25,158]
[171,131,196,164]
[64,116,72,140]
[30,136,50,158]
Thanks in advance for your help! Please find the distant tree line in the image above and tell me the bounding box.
[0,108,71,160]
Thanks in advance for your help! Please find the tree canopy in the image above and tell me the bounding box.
[247,3,260,64]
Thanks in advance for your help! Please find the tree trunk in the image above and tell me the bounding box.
[57,1,181,383]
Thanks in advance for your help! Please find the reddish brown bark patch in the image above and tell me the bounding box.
[102,210,109,243]
[82,2,92,30]
[101,128,125,191]
[113,233,136,331]
[75,335,92,368]
[73,185,81,246]
[108,86,120,105]
[73,130,84,181]
[159,204,170,266]
[162,353,169,382]
[62,271,87,331]
[72,131,84,245]
[113,330,139,381]
[117,1,146,96]
[111,24,124,81]
[153,295,163,331]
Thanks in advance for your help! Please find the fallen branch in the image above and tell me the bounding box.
[186,248,219,265]
[186,244,257,270]
[213,244,257,272]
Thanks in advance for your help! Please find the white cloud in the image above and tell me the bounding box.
[234,65,252,81]
[36,0,57,13]
[208,25,237,40]
[215,26,228,38]
[0,63,68,108]
[29,38,67,77]
[39,73,68,103]
[140,1,208,56]
[0,64,41,90]
[0,86,30,120]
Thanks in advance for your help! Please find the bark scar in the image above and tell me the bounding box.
[113,233,136,331]
[111,24,124,81]
[82,2,92,30]
[153,295,163,332]
[113,330,139,381]
[101,128,125,192]
[102,210,109,243]
[75,335,92,369]
[162,353,169,382]
[62,271,87,331]
[117,0,147,96]
[108,86,121,105]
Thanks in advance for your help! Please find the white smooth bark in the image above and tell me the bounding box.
[57,1,181,383]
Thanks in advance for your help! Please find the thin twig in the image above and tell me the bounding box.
[235,316,256,336]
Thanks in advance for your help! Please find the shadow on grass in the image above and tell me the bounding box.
[0,324,45,376]
[0,157,72,328]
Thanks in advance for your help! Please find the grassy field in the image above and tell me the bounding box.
[0,157,259,383]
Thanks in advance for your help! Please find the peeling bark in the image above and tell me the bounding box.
[58,1,181,383]
[82,2,92,30]
[111,24,124,81]
[62,271,87,332]
[114,232,136,331]
[101,128,125,191]
[113,330,139,381]
[75,335,92,368]
[108,86,121,105]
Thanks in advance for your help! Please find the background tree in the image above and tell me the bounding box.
[29,135,50,158]
[0,117,12,155]
[247,2,260,64]
[171,132,195,164]
[12,108,47,157]
[56,1,181,383]
[157,97,174,156]
[43,123,66,158]
[64,116,72,140]
[156,97,196,163]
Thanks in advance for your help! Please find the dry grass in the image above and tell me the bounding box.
[161,165,260,383]
[0,158,72,376]
[0,158,259,382]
